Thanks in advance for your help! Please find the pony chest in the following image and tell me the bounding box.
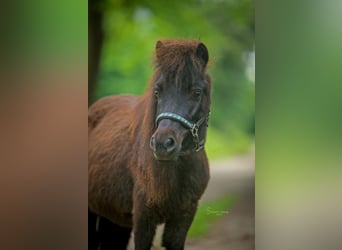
[165,172,208,205]
[150,181,203,220]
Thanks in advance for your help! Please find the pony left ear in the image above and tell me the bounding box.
[196,43,209,66]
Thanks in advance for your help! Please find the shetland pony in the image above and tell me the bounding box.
[89,39,212,250]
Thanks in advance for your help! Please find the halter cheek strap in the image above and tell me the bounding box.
[155,112,211,154]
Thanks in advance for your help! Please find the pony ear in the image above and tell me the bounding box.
[155,40,163,58]
[196,42,209,66]
[156,40,163,49]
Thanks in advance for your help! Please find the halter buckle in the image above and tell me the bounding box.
[190,124,200,143]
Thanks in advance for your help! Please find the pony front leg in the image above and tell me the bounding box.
[133,205,157,250]
[162,205,197,250]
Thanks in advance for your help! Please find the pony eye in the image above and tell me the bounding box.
[154,89,159,97]
[192,89,202,99]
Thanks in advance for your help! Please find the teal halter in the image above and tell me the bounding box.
[155,112,210,153]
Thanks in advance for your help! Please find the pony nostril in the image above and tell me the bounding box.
[164,136,175,151]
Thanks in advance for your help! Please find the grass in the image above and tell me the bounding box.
[188,194,238,238]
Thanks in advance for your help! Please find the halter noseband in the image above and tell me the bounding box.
[155,112,210,154]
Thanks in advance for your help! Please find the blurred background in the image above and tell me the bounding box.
[89,0,255,249]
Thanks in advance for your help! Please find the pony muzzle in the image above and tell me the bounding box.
[150,126,184,161]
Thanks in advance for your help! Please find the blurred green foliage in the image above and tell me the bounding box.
[93,0,255,158]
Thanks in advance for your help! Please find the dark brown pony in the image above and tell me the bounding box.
[88,39,212,250]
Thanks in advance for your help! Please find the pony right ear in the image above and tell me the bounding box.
[156,40,163,49]
[155,40,163,58]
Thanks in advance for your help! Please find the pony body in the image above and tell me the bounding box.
[89,39,211,250]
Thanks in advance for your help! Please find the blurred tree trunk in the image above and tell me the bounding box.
[88,0,104,105]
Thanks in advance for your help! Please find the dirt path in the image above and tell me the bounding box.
[128,150,255,250]
[186,151,255,249]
